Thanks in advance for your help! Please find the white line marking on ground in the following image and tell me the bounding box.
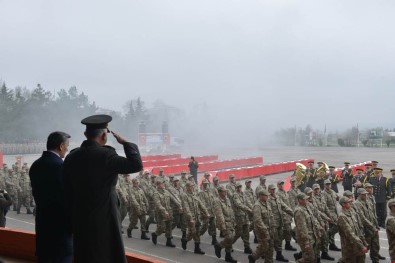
[6,217,35,225]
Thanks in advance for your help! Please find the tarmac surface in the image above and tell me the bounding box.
[3,146,395,262]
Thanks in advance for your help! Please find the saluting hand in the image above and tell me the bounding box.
[111,131,128,145]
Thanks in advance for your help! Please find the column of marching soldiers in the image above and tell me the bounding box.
[115,161,395,263]
[0,162,34,215]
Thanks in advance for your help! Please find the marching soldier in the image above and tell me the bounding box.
[322,179,341,251]
[127,178,150,240]
[386,199,395,262]
[389,169,395,198]
[327,166,339,193]
[180,182,209,254]
[212,176,220,198]
[199,179,218,245]
[214,185,237,263]
[277,180,297,251]
[200,172,212,190]
[145,174,157,232]
[294,193,320,263]
[226,174,237,198]
[337,196,368,263]
[232,182,253,254]
[187,174,199,195]
[179,170,189,188]
[170,178,186,235]
[352,168,365,198]
[151,178,182,247]
[138,170,151,193]
[255,175,267,198]
[117,175,130,227]
[5,169,20,211]
[248,189,274,263]
[305,161,317,188]
[244,179,257,242]
[158,168,170,189]
[267,184,293,262]
[17,170,32,214]
[287,177,300,211]
[367,168,392,228]
[341,162,353,192]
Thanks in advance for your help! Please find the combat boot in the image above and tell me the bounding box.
[285,241,297,251]
[182,231,186,240]
[141,232,150,240]
[317,258,321,263]
[244,247,252,254]
[146,222,151,233]
[225,252,237,263]
[214,243,222,258]
[127,229,132,238]
[329,244,341,251]
[211,235,218,245]
[321,252,334,261]
[194,243,205,255]
[166,237,176,248]
[276,251,289,262]
[248,254,256,263]
[378,255,386,260]
[181,238,187,250]
[151,233,157,245]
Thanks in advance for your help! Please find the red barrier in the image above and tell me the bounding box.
[141,154,181,161]
[143,155,218,168]
[150,157,264,175]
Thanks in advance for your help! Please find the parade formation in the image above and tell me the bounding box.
[1,158,395,262]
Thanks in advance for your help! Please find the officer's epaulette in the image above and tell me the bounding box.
[69,147,80,153]
[103,145,115,150]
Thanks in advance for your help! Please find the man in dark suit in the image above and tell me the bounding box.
[188,156,199,183]
[29,131,73,263]
[63,115,143,263]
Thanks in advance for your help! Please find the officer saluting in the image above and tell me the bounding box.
[63,115,143,263]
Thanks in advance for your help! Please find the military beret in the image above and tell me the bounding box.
[229,174,235,178]
[312,184,320,190]
[328,166,335,169]
[268,184,276,190]
[81,114,112,130]
[185,182,193,187]
[371,161,379,164]
[169,174,174,178]
[202,179,209,184]
[213,176,219,181]
[390,169,395,173]
[339,196,352,205]
[343,190,353,197]
[245,179,252,183]
[357,188,368,195]
[344,162,350,165]
[217,185,226,192]
[304,187,313,194]
[159,168,164,172]
[260,175,266,180]
[204,172,211,177]
[324,179,331,184]
[181,170,187,174]
[236,182,242,188]
[258,189,269,196]
[297,193,309,200]
[173,177,180,182]
[290,177,296,182]
[277,180,285,185]
[388,199,395,209]
[365,183,374,188]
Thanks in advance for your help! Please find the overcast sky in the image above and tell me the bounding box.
[1,0,395,142]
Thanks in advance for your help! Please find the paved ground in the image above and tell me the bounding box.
[3,146,395,262]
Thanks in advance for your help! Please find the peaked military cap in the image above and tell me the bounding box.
[343,190,353,197]
[213,176,219,181]
[365,163,372,167]
[185,182,193,187]
[328,166,335,169]
[217,185,226,192]
[169,174,174,178]
[260,175,266,181]
[245,179,252,183]
[391,169,395,173]
[312,184,320,190]
[188,174,194,179]
[143,170,150,174]
[202,179,209,184]
[173,177,180,182]
[159,168,164,172]
[297,193,309,200]
[258,189,269,196]
[356,168,363,171]
[317,161,323,165]
[204,172,211,177]
[371,161,379,164]
[308,160,314,164]
[131,178,138,183]
[324,179,331,184]
[229,174,235,178]
[339,196,352,205]
[150,174,156,178]
[268,184,276,190]
[277,180,285,185]
[304,187,313,194]
[81,114,112,130]
[181,170,187,174]
[290,177,296,182]
[357,188,368,195]
[374,167,383,172]
[236,182,242,188]
[365,183,373,188]
[344,162,350,165]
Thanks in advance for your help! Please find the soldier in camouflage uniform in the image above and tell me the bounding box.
[214,185,237,263]
[151,178,182,247]
[385,199,395,262]
[390,170,395,198]
[117,174,130,227]
[226,174,237,198]
[187,174,199,195]
[179,170,189,188]
[255,175,267,198]
[294,193,320,263]
[322,179,341,251]
[158,168,171,189]
[181,181,209,254]
[145,174,157,232]
[232,182,253,254]
[17,170,32,214]
[277,180,297,251]
[5,169,20,211]
[169,178,186,236]
[287,177,300,211]
[212,176,220,198]
[337,196,368,263]
[138,170,151,193]
[244,179,257,242]
[267,184,293,262]
[353,188,384,263]
[248,189,274,263]
[200,172,212,190]
[199,179,218,245]
[127,178,150,240]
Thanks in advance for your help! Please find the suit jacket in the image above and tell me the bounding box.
[29,151,73,258]
[63,140,143,263]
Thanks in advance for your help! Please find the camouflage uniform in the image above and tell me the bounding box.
[180,182,209,253]
[385,204,395,262]
[179,171,189,189]
[287,183,300,211]
[17,171,32,214]
[5,170,20,210]
[338,200,367,263]
[232,183,252,252]
[127,180,149,239]
[226,175,237,198]
[199,180,218,245]
[145,175,157,231]
[322,185,339,249]
[255,176,267,198]
[244,180,256,232]
[390,175,395,198]
[249,189,274,263]
[117,176,130,225]
[169,180,186,234]
[277,186,294,248]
